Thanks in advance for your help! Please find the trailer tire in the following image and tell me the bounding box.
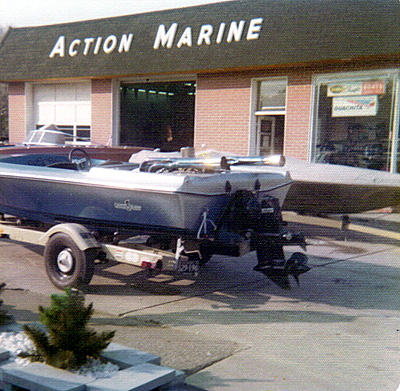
[44,233,95,289]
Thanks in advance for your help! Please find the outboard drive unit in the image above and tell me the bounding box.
[208,190,310,289]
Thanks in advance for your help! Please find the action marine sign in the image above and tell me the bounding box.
[1,0,399,82]
[48,19,264,58]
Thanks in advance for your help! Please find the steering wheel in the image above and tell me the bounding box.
[68,147,92,170]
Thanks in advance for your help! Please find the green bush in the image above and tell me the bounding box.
[20,288,115,370]
[0,282,12,326]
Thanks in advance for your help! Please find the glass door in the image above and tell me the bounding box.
[257,116,276,155]
[252,78,287,156]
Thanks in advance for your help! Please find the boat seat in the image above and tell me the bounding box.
[46,161,78,170]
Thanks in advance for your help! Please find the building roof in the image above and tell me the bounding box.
[0,0,399,82]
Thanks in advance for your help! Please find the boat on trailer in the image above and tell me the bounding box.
[0,148,308,289]
[0,125,146,161]
[129,149,400,215]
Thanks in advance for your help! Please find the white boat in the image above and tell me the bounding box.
[0,149,310,289]
[135,150,400,215]
[0,150,292,235]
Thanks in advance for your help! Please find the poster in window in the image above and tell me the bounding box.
[327,80,385,97]
[332,95,378,117]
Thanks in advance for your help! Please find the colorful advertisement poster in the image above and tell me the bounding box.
[327,80,385,97]
[332,95,378,117]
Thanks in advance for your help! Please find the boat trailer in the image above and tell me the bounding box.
[0,194,309,290]
[0,219,200,287]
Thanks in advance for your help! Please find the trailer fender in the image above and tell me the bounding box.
[39,223,100,251]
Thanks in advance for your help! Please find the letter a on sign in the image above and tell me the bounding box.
[49,36,66,58]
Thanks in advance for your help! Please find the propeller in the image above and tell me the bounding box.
[254,252,310,289]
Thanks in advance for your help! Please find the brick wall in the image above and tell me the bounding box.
[8,82,26,144]
[285,72,313,160]
[91,79,113,146]
[8,61,397,159]
[195,70,313,159]
[195,73,252,155]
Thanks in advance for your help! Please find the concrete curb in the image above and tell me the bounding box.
[0,342,187,391]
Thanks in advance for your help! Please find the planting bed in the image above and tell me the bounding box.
[0,330,185,391]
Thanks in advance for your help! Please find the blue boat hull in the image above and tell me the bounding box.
[0,175,232,235]
[0,153,292,237]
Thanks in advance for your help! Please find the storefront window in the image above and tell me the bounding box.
[312,71,399,172]
[257,79,287,112]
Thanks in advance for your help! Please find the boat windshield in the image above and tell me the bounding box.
[23,127,66,146]
[0,153,140,171]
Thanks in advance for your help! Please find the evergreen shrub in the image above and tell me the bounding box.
[20,288,115,370]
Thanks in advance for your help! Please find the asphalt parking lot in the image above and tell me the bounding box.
[0,214,399,391]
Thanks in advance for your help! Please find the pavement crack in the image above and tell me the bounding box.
[118,278,266,317]
[310,248,395,268]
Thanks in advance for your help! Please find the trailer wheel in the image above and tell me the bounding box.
[44,233,95,289]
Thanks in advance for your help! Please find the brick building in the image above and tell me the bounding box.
[0,0,399,172]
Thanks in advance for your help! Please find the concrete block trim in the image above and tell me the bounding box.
[0,343,186,391]
[101,343,161,369]
[0,362,90,391]
[86,363,176,391]
[0,349,10,363]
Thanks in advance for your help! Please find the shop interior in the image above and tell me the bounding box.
[119,81,195,151]
[313,79,396,172]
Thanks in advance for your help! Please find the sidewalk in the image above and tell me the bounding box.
[1,288,235,385]
[1,212,399,390]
